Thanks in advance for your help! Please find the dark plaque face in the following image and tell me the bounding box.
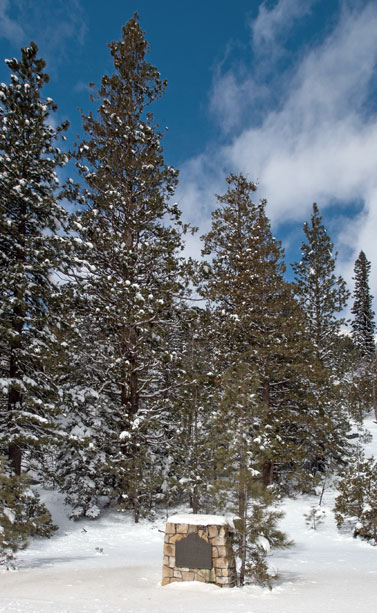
[175,532,212,569]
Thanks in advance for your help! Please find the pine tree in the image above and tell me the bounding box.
[351,251,375,357]
[292,203,350,370]
[0,456,57,568]
[201,175,343,489]
[60,15,188,521]
[0,43,70,475]
[208,361,291,588]
[348,251,377,419]
[334,447,377,542]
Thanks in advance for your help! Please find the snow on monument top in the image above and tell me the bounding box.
[167,513,235,527]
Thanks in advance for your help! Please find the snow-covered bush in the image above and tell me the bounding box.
[334,448,377,543]
[304,504,326,530]
[0,457,57,568]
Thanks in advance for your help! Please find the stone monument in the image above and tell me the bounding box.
[162,514,237,587]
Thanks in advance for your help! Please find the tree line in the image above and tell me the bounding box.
[1,15,376,581]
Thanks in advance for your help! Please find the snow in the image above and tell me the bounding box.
[167,513,235,526]
[1,417,377,612]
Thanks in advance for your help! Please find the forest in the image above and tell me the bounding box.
[1,14,377,587]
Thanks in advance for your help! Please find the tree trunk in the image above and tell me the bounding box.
[262,380,273,485]
[8,323,23,475]
[262,460,273,486]
[8,218,26,476]
[8,443,22,476]
[238,439,247,586]
[191,395,200,513]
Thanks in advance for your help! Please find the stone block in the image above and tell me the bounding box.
[181,571,195,581]
[210,536,226,546]
[170,533,185,544]
[198,529,210,542]
[174,570,182,578]
[213,557,228,569]
[176,523,188,533]
[208,525,218,538]
[196,568,213,582]
[168,556,175,568]
[162,565,174,578]
[165,522,175,534]
[216,545,228,557]
[163,544,175,557]
[162,577,180,586]
[212,546,219,558]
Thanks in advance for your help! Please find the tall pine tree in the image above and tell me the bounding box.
[349,251,377,419]
[201,175,341,491]
[60,15,188,520]
[0,43,70,475]
[351,251,375,357]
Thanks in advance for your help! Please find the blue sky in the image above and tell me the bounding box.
[1,0,377,311]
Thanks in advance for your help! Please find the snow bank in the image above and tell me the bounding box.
[2,414,377,612]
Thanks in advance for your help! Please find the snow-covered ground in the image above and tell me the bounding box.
[1,417,377,613]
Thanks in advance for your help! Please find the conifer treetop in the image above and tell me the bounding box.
[351,250,376,357]
[292,202,349,367]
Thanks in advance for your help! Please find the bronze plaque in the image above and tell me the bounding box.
[175,532,212,569]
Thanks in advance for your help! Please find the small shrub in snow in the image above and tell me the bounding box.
[334,448,377,542]
[304,505,326,530]
[0,457,57,568]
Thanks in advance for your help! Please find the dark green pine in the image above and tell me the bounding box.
[351,250,376,357]
[0,43,70,475]
[0,456,57,567]
[59,15,188,521]
[292,203,350,370]
[201,175,345,491]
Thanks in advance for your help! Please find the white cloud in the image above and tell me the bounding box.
[180,1,377,305]
[0,0,87,67]
[209,0,319,138]
[251,0,316,49]
[0,0,24,43]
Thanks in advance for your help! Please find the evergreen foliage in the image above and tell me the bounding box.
[59,15,188,521]
[0,43,70,475]
[334,447,377,542]
[304,505,326,530]
[0,456,57,568]
[351,251,375,357]
[207,361,291,587]
[201,175,345,489]
[0,25,362,575]
[235,485,291,588]
[346,252,377,419]
[292,203,349,369]
[165,306,217,514]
